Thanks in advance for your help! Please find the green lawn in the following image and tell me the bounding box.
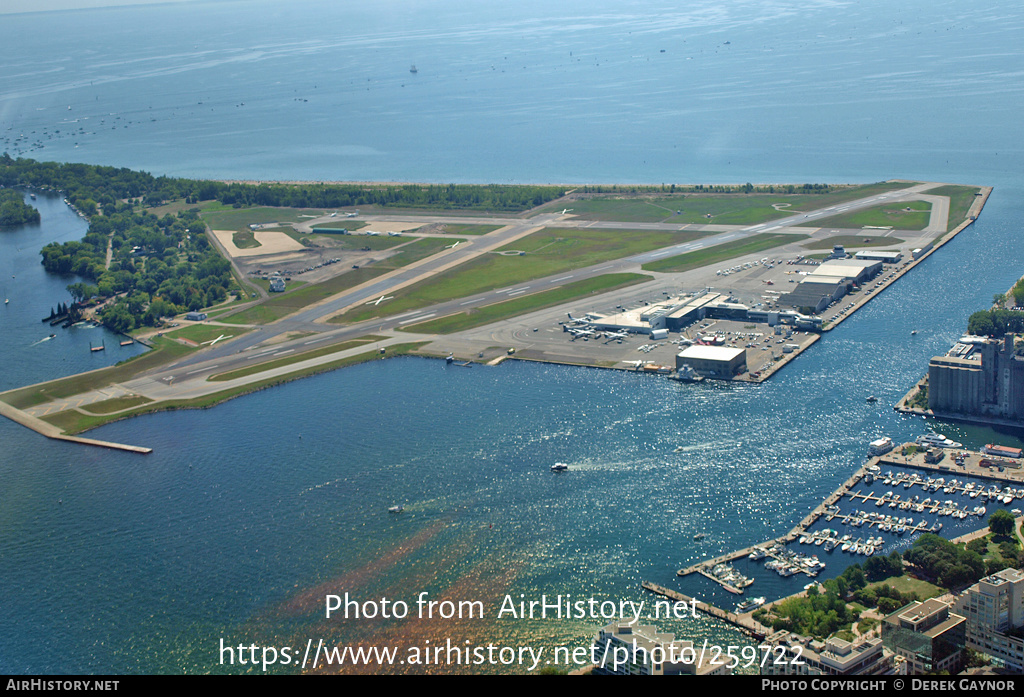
[163,323,252,345]
[379,238,454,268]
[802,235,906,251]
[219,268,389,325]
[865,575,943,600]
[200,205,327,230]
[400,273,651,334]
[336,227,711,323]
[231,230,261,249]
[797,201,932,231]
[538,183,916,224]
[641,233,807,273]
[438,224,502,236]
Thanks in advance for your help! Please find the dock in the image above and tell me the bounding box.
[642,581,768,640]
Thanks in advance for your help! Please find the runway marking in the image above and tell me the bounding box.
[648,249,676,259]
[494,286,515,294]
[593,265,614,272]
[550,275,574,282]
[186,365,216,375]
[303,335,332,344]
[507,289,528,296]
[460,299,477,305]
[400,313,435,324]
[273,349,294,356]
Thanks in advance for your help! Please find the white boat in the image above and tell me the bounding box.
[736,597,766,613]
[916,433,963,449]
[388,505,404,513]
[551,462,569,472]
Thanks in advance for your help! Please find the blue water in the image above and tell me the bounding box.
[2,0,1024,674]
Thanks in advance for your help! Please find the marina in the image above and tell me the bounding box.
[671,443,1024,608]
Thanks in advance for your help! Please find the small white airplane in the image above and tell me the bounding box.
[561,208,573,215]
[365,230,381,236]
[445,241,461,249]
[366,295,394,306]
[387,231,402,237]
[329,212,337,217]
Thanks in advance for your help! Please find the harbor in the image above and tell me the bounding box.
[665,442,1024,619]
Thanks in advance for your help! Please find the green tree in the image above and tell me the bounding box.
[989,509,1016,537]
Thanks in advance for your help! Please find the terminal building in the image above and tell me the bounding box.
[881,599,967,675]
[928,335,1024,421]
[953,568,1024,671]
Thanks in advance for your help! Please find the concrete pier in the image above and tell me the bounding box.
[0,400,152,454]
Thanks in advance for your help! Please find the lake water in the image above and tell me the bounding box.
[2,0,1024,674]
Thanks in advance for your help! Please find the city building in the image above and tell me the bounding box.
[592,621,731,675]
[928,335,1024,422]
[759,631,893,676]
[953,568,1024,671]
[881,599,967,674]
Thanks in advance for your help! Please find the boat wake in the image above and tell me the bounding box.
[30,335,56,346]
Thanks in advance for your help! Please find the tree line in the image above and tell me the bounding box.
[0,154,565,213]
[0,188,41,226]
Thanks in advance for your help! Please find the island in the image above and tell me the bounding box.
[0,157,990,451]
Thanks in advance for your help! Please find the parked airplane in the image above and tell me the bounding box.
[366,295,394,306]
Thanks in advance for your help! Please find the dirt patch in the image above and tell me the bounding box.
[213,230,306,258]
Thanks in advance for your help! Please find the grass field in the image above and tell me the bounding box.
[641,233,807,273]
[231,230,261,248]
[797,201,931,231]
[305,233,408,252]
[400,273,651,334]
[380,238,454,268]
[219,267,389,325]
[537,182,915,224]
[199,204,327,230]
[336,227,711,323]
[802,235,906,251]
[164,323,252,345]
[865,575,943,600]
[438,223,502,235]
[926,185,983,232]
